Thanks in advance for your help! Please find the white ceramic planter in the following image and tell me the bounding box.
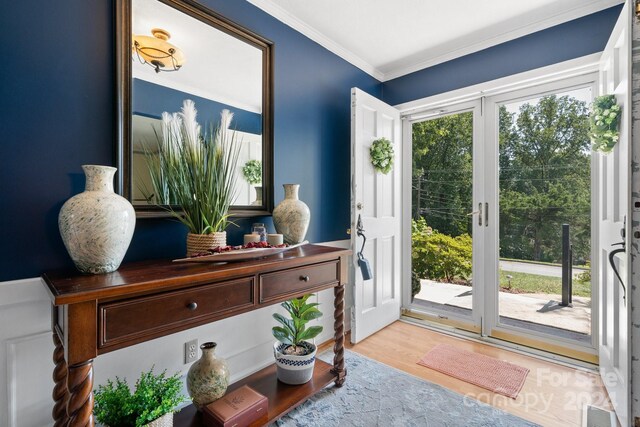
[273,341,317,385]
[58,165,135,274]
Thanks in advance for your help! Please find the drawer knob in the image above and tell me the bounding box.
[300,275,310,282]
[187,302,198,311]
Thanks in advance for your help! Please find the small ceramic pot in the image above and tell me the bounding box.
[273,341,317,385]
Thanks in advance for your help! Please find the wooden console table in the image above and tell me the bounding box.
[42,244,350,427]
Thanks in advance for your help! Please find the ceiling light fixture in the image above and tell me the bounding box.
[132,28,185,73]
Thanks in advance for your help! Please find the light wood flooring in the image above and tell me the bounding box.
[342,321,612,427]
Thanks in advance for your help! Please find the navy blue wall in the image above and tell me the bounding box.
[0,2,622,281]
[0,0,381,281]
[133,79,262,135]
[383,5,622,105]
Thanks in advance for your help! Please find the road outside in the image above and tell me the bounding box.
[500,260,587,278]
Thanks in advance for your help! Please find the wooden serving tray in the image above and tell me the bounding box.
[173,241,309,263]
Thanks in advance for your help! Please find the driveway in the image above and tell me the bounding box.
[500,260,587,278]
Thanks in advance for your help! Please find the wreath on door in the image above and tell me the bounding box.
[370,138,394,174]
[590,94,621,153]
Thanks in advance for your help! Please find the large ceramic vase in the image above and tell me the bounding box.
[187,342,230,410]
[273,184,310,244]
[58,165,135,274]
[186,232,226,257]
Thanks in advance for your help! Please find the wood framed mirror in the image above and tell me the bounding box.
[116,0,273,217]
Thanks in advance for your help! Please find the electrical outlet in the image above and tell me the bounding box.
[184,339,198,364]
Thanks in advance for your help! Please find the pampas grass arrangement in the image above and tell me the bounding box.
[143,100,241,236]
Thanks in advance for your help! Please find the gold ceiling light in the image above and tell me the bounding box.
[132,28,185,73]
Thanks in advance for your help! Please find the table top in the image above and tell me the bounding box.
[42,244,350,305]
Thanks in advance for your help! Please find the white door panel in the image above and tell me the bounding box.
[597,3,630,426]
[351,87,401,343]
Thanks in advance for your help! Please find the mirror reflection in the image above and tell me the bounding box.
[131,0,264,207]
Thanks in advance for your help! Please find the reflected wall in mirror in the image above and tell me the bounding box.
[117,0,273,217]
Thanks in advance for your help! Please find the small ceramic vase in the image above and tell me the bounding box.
[273,184,310,244]
[186,342,230,410]
[58,165,135,274]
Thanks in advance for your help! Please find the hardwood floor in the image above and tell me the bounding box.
[344,321,612,427]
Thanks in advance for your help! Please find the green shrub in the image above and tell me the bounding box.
[94,368,187,427]
[411,218,472,297]
[575,261,591,283]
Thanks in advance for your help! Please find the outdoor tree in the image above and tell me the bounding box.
[412,94,592,287]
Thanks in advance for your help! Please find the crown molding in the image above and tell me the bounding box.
[248,0,622,82]
[381,0,623,81]
[247,0,384,81]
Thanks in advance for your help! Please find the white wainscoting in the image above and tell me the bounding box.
[0,240,351,427]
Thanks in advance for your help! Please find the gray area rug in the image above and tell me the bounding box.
[273,350,539,427]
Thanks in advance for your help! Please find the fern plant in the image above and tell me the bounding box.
[272,294,323,354]
[94,368,187,427]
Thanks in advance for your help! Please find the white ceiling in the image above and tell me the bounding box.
[133,0,263,113]
[248,0,622,81]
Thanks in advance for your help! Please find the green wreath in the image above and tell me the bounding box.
[242,160,262,185]
[590,95,621,153]
[370,138,394,174]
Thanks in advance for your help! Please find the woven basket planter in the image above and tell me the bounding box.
[143,412,173,427]
[186,232,227,257]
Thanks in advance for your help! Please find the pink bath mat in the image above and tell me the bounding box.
[417,343,529,399]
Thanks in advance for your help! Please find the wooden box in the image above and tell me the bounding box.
[203,385,268,427]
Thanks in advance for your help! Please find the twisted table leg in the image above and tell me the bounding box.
[66,360,94,427]
[331,283,347,386]
[52,332,69,427]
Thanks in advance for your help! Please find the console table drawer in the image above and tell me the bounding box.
[100,277,254,347]
[259,261,339,303]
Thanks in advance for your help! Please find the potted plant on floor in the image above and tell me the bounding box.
[94,367,187,427]
[143,100,241,256]
[272,294,323,385]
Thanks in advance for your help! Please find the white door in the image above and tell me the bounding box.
[597,3,631,426]
[350,87,402,343]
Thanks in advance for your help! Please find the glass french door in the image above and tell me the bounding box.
[483,75,598,360]
[405,74,599,360]
[406,100,485,333]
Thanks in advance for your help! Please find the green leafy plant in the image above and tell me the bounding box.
[94,368,187,427]
[370,137,394,174]
[143,100,241,234]
[590,94,621,153]
[272,294,323,355]
[411,218,472,297]
[242,159,262,185]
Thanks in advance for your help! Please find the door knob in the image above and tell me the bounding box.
[357,202,363,210]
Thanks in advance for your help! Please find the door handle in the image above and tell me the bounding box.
[485,202,489,227]
[468,203,482,226]
[609,242,626,304]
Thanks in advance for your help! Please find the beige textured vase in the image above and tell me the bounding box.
[186,232,226,257]
[58,165,135,274]
[186,342,230,410]
[273,184,310,244]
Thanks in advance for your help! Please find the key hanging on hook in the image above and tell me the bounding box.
[356,214,373,281]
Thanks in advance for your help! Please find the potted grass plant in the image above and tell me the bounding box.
[272,294,323,385]
[93,368,187,427]
[144,100,241,256]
